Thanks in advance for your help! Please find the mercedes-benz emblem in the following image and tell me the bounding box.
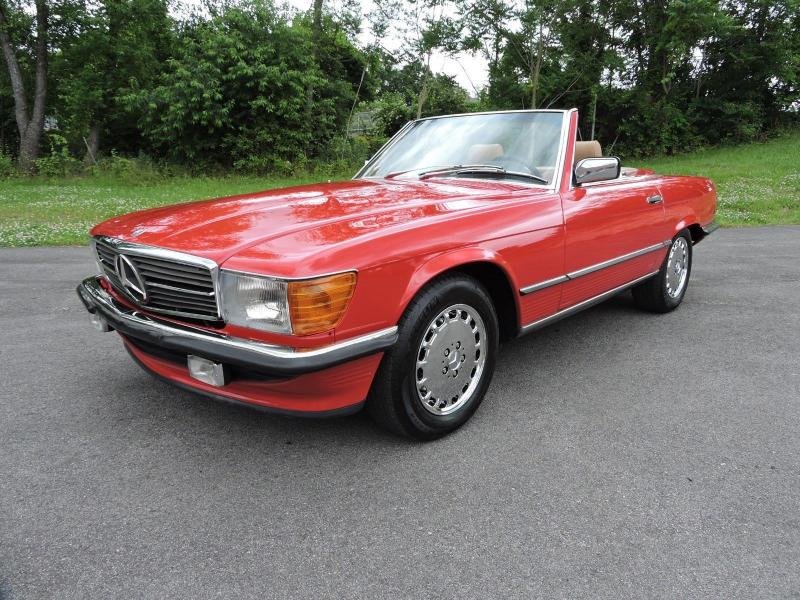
[114,254,148,303]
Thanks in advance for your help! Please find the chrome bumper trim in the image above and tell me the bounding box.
[77,276,397,377]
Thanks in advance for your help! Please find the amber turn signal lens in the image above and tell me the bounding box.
[288,272,357,335]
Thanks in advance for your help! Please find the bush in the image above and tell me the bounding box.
[34,133,82,177]
[34,153,82,178]
[691,100,764,145]
[232,155,302,176]
[125,3,368,171]
[89,153,167,183]
[601,92,703,158]
[0,153,15,178]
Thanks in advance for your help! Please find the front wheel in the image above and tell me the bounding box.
[632,230,693,313]
[367,274,499,439]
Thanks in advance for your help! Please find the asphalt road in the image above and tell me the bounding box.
[1,227,799,599]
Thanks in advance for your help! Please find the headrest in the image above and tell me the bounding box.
[466,143,504,164]
[574,140,602,164]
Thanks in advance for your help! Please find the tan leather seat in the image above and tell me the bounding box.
[466,143,504,164]
[574,140,602,165]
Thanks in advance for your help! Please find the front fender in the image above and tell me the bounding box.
[393,246,520,324]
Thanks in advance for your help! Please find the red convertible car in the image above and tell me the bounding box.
[77,109,717,438]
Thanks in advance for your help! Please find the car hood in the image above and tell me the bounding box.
[92,178,546,272]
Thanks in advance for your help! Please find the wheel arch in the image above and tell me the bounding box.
[396,248,520,342]
[686,223,708,244]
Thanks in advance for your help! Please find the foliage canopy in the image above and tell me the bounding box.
[0,0,797,173]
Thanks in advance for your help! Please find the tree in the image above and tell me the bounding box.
[370,0,463,117]
[126,0,368,171]
[53,0,173,162]
[0,0,48,170]
[371,57,472,136]
[699,0,800,140]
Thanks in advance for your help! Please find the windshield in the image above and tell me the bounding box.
[360,111,565,185]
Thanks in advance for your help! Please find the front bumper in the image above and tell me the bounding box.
[76,276,398,378]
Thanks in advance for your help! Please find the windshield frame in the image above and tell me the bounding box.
[354,109,570,190]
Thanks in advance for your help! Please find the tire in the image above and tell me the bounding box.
[366,274,499,440]
[632,230,692,313]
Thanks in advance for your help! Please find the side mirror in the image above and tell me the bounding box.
[574,157,621,185]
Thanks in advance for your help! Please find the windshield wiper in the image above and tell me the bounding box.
[418,164,548,184]
[417,164,502,178]
[384,165,454,179]
[385,164,505,179]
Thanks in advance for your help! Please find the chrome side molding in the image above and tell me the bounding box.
[519,275,569,295]
[519,240,670,296]
[566,241,669,280]
[519,270,659,335]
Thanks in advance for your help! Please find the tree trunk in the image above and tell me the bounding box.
[0,0,48,171]
[416,51,434,119]
[416,77,430,120]
[530,20,544,109]
[84,124,101,165]
[312,0,323,36]
[304,0,324,118]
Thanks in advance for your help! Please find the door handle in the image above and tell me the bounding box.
[647,194,663,204]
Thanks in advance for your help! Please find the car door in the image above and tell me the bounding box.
[558,177,670,310]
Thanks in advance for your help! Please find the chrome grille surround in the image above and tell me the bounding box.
[92,236,221,321]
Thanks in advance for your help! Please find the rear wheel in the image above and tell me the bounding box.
[632,230,692,313]
[367,274,499,439]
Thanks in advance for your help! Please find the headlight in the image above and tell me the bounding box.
[219,270,357,335]
[220,271,291,333]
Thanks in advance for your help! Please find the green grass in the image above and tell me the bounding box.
[0,173,332,247]
[639,131,800,227]
[1,133,798,247]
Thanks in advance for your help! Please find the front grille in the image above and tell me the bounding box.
[94,237,220,321]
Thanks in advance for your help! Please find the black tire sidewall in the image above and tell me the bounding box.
[390,276,499,438]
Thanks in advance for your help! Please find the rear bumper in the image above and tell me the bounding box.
[701,220,720,235]
[77,275,397,378]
